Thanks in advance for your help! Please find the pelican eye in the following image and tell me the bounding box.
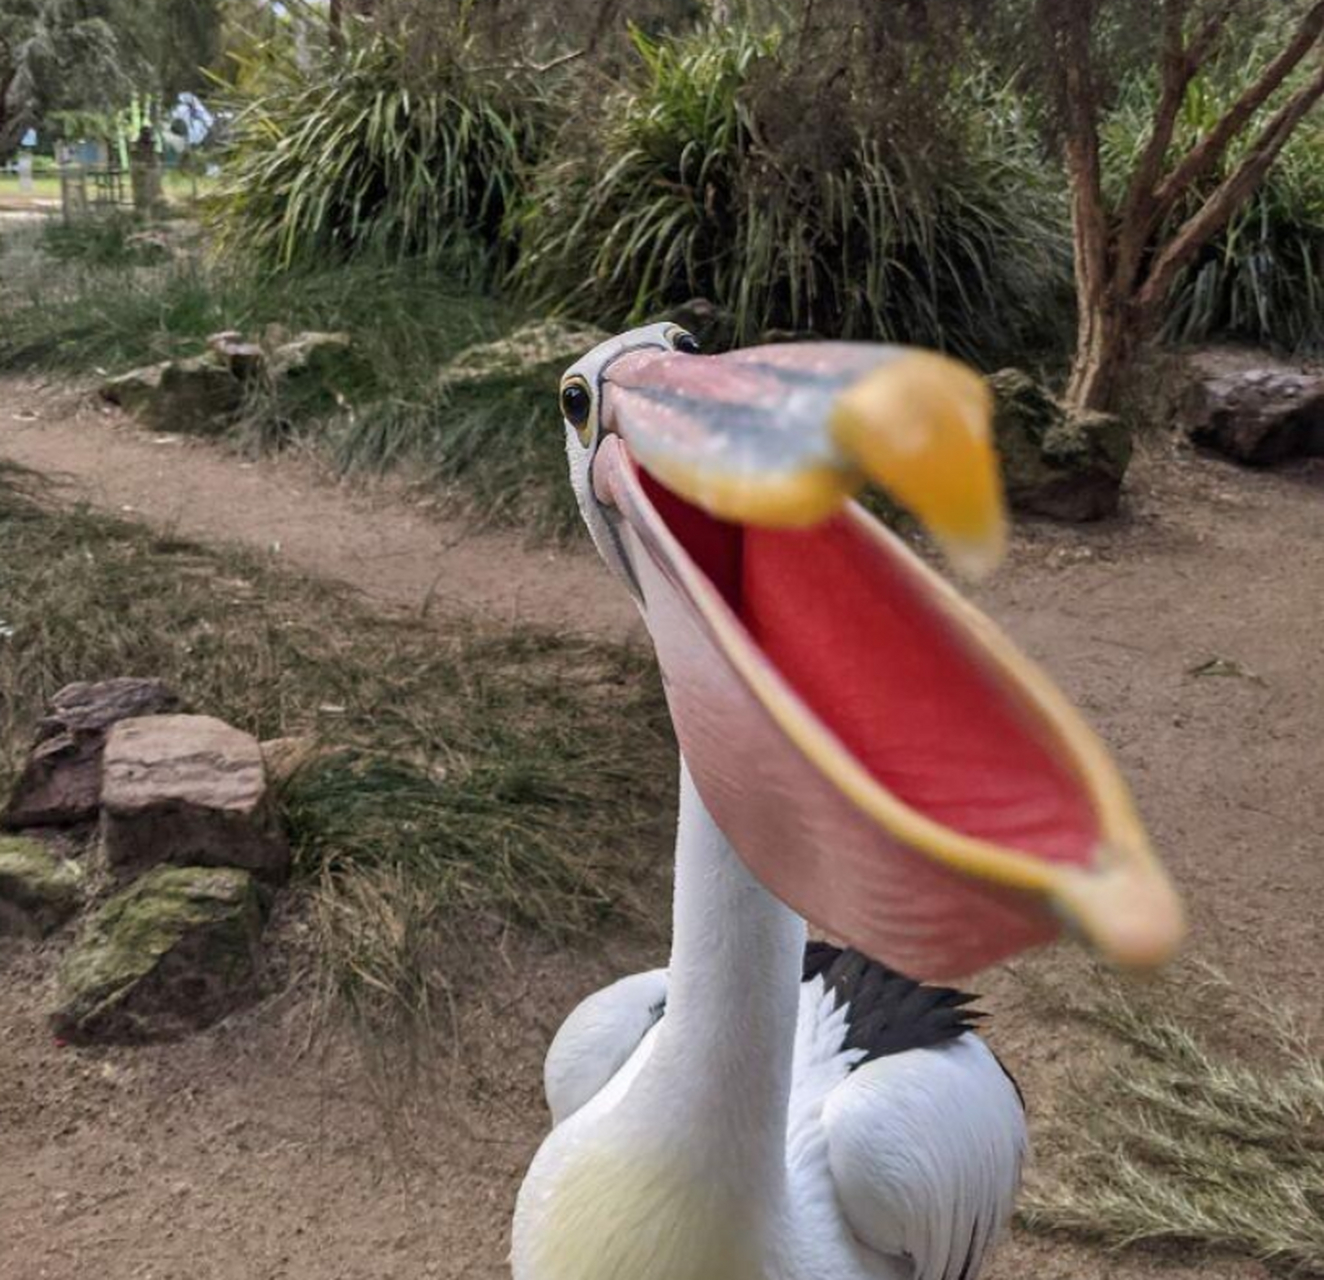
[561,381,591,427]
[671,330,701,355]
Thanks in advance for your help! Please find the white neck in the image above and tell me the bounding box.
[627,759,806,1196]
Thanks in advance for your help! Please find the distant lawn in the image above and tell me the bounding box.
[0,171,212,209]
[0,174,61,204]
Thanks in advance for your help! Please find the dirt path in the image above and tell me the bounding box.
[0,379,642,644]
[2,379,1322,1280]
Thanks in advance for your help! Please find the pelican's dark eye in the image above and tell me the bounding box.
[561,382,591,429]
[672,332,701,355]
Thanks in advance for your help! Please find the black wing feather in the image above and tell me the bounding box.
[802,942,985,1066]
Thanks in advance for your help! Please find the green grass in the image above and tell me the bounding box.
[0,462,674,1042]
[1020,965,1324,1275]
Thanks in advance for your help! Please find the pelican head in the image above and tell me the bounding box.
[559,323,1184,980]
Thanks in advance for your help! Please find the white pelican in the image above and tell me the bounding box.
[512,325,1184,1280]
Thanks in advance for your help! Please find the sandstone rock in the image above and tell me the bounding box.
[437,320,610,391]
[270,331,352,381]
[154,355,245,433]
[101,715,290,879]
[3,678,179,828]
[51,865,265,1041]
[123,228,171,260]
[101,362,166,419]
[990,369,1132,522]
[0,835,83,937]
[1183,367,1324,465]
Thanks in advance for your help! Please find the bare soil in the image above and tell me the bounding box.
[2,379,1322,1280]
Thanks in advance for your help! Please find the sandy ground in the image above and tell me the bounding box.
[1,379,1321,1280]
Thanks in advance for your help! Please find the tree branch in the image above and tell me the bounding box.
[1150,0,1324,219]
[1114,0,1247,289]
[1137,57,1324,317]
[1046,0,1109,305]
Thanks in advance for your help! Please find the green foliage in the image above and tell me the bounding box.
[1103,68,1324,354]
[516,25,1072,362]
[1021,966,1324,1274]
[207,23,543,278]
[0,0,131,154]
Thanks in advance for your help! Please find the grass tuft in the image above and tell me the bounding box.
[1020,965,1324,1275]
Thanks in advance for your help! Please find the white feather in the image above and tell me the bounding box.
[529,970,1025,1280]
[543,968,668,1126]
[822,1033,1027,1280]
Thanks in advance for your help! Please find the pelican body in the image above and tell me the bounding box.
[512,325,1183,1280]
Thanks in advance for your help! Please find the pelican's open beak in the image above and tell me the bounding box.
[591,342,1184,981]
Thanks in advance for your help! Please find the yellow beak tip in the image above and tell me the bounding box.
[1054,861,1187,972]
[831,352,1007,573]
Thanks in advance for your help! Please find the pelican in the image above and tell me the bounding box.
[512,324,1184,1280]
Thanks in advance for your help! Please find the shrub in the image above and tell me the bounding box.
[207,22,544,280]
[516,24,1072,363]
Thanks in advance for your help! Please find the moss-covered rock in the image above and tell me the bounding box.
[990,369,1132,521]
[438,319,610,391]
[101,355,243,435]
[0,835,83,937]
[51,865,266,1042]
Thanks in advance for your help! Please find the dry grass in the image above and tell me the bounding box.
[1021,964,1324,1275]
[0,462,674,1046]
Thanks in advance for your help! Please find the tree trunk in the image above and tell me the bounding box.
[1064,290,1137,416]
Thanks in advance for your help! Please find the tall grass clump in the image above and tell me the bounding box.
[517,24,1072,363]
[1103,66,1324,354]
[208,21,544,279]
[1022,966,1324,1274]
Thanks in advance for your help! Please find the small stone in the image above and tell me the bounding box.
[0,835,83,936]
[50,865,266,1042]
[3,678,179,829]
[100,715,290,879]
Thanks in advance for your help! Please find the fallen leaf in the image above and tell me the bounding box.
[1187,656,1266,686]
